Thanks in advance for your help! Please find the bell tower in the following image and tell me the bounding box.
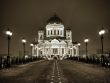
[38,28,44,43]
[66,27,72,42]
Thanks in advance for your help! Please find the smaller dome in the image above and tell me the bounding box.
[47,14,63,24]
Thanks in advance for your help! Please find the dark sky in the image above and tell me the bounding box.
[0,0,110,56]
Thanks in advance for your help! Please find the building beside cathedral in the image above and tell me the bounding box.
[32,14,79,60]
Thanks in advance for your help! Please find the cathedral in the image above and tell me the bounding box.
[32,14,79,60]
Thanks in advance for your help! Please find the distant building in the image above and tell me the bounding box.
[32,14,79,60]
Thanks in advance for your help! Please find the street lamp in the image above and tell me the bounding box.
[30,43,34,56]
[99,28,106,65]
[78,43,81,46]
[5,28,13,67]
[5,28,13,56]
[78,43,81,55]
[78,43,81,61]
[30,43,34,61]
[84,38,89,62]
[21,38,27,56]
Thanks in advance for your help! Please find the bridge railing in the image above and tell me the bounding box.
[0,55,42,69]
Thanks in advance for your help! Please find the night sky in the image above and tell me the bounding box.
[0,0,110,56]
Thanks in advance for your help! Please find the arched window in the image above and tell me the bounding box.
[53,48,58,54]
[54,30,56,35]
[51,30,52,35]
[58,30,59,35]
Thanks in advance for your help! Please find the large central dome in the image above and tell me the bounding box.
[47,14,63,24]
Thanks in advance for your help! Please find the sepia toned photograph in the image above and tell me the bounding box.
[0,0,110,83]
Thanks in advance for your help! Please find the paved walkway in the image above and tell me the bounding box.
[0,60,110,83]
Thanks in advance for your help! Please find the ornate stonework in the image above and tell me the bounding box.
[32,15,79,60]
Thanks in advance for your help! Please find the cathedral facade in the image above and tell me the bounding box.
[32,15,79,60]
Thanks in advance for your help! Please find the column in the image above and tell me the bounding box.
[77,46,79,56]
[51,48,52,55]
[43,46,44,56]
[49,47,50,56]
[49,30,51,35]
[48,30,49,35]
[61,30,62,36]
[44,47,46,57]
[60,30,62,36]
[69,49,70,57]
[37,47,39,57]
[72,48,73,57]
[52,29,54,35]
[32,46,34,56]
[73,48,74,57]
[56,29,58,35]
[59,30,60,35]
[47,30,48,36]
[62,30,64,36]
[71,49,72,56]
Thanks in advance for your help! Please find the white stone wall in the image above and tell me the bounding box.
[46,23,64,37]
[32,39,79,60]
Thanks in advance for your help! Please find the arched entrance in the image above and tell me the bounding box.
[51,55,60,60]
[53,56,57,60]
[51,39,60,60]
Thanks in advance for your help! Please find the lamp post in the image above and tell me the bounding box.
[30,43,34,61]
[21,38,27,56]
[30,43,34,56]
[84,39,89,62]
[78,43,81,61]
[99,29,106,65]
[5,28,13,67]
[5,29,13,57]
